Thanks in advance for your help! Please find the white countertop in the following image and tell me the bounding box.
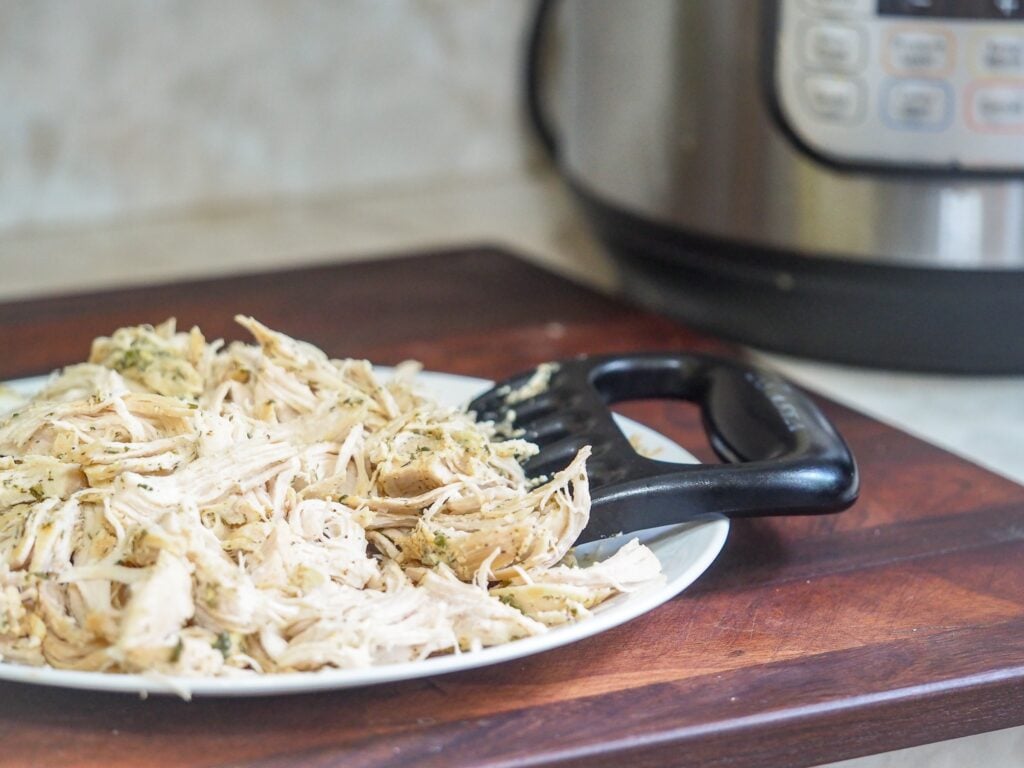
[1,168,1022,766]
[755,353,1024,484]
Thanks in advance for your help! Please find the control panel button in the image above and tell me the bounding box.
[800,0,874,17]
[883,79,952,128]
[800,74,865,121]
[801,22,867,72]
[886,29,954,75]
[877,0,952,17]
[968,83,1024,130]
[975,34,1024,75]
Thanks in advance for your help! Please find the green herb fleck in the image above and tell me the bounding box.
[170,638,184,663]
[433,532,448,549]
[212,632,231,658]
[113,347,143,372]
[497,594,520,611]
[28,484,45,502]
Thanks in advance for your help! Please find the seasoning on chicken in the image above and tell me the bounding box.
[0,317,663,678]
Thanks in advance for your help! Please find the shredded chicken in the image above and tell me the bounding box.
[0,317,663,677]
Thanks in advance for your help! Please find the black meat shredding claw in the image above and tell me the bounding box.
[468,353,859,544]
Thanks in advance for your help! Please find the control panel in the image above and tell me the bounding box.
[774,0,1024,170]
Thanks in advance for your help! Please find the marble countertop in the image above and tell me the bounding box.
[0,168,1021,765]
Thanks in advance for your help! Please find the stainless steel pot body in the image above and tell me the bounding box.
[562,0,1024,270]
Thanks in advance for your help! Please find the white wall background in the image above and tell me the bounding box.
[0,0,534,233]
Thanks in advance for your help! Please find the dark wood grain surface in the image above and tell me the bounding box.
[1,247,1022,768]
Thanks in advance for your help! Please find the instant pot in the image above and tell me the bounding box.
[532,0,1024,372]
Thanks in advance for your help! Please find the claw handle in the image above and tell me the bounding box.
[573,353,859,541]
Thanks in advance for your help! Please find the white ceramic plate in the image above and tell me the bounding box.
[0,370,728,697]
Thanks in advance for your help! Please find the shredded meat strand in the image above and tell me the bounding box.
[0,317,663,676]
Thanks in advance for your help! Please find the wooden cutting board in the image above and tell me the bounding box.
[1,247,1022,768]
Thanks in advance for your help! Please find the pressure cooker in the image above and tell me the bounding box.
[533,0,1024,372]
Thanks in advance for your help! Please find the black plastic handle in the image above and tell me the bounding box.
[571,354,859,541]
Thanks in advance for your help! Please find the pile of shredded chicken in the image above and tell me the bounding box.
[0,318,662,676]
